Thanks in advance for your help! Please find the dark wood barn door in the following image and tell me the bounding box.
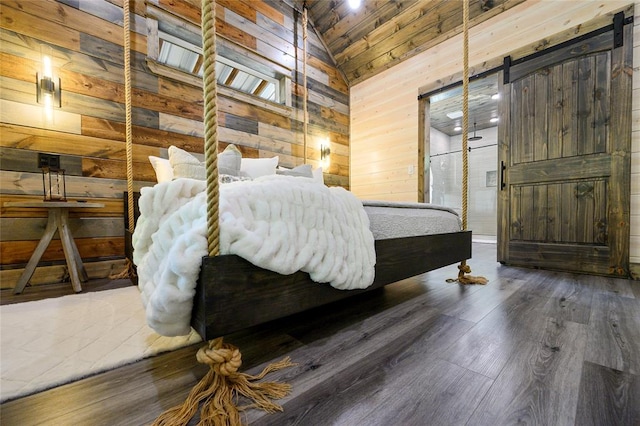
[497,17,632,276]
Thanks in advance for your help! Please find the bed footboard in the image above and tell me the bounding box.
[192,230,471,340]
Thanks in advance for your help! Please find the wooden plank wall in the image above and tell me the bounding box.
[0,0,349,289]
[350,0,639,272]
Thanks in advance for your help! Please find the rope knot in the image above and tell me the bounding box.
[153,337,295,425]
[196,338,242,376]
[458,263,472,275]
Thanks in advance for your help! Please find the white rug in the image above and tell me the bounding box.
[0,286,201,402]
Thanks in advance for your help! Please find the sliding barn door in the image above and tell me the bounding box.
[497,17,632,276]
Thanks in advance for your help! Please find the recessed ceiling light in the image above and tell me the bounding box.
[446,110,463,119]
[348,0,361,9]
[454,126,462,131]
[491,93,500,100]
[490,117,499,123]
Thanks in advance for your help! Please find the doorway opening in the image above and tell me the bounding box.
[423,74,500,243]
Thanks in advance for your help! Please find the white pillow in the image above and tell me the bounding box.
[312,166,324,184]
[240,156,279,179]
[168,146,205,180]
[219,144,242,176]
[276,164,313,178]
[148,156,173,183]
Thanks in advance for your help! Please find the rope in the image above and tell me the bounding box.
[123,0,134,235]
[110,0,137,281]
[448,0,487,286]
[461,0,469,234]
[201,0,220,257]
[151,4,295,425]
[302,8,308,164]
[152,338,296,426]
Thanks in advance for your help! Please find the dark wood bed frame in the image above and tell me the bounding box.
[125,192,472,341]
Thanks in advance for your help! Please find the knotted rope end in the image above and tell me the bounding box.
[446,261,488,285]
[152,338,296,426]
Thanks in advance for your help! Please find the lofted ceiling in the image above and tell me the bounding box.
[297,0,525,136]
[300,0,524,86]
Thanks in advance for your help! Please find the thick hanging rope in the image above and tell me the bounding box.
[448,0,487,285]
[152,338,296,426]
[110,0,137,280]
[202,0,220,256]
[302,7,309,164]
[151,3,295,425]
[123,0,134,235]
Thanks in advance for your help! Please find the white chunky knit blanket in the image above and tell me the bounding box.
[132,176,376,336]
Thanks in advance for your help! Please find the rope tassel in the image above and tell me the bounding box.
[447,260,488,285]
[152,338,295,426]
[446,0,488,287]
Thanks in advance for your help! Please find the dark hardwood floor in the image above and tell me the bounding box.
[1,243,639,425]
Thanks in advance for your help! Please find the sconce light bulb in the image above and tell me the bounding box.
[43,56,53,79]
[43,92,53,107]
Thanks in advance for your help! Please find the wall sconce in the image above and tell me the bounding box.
[320,143,331,164]
[36,46,61,111]
[41,167,67,201]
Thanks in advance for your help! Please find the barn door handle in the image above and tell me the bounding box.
[500,161,506,190]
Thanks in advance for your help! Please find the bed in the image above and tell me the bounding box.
[126,150,470,340]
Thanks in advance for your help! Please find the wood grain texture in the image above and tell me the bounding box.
[1,194,124,218]
[1,0,146,53]
[2,244,640,425]
[468,319,588,426]
[1,217,122,241]
[498,17,630,277]
[0,259,127,290]
[253,318,487,426]
[351,1,631,211]
[0,236,124,265]
[585,293,640,375]
[575,362,640,426]
[193,231,472,340]
[304,0,525,85]
[540,272,594,325]
[1,0,350,276]
[442,284,548,379]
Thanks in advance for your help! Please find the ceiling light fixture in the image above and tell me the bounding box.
[446,110,463,119]
[469,122,483,141]
[454,126,462,131]
[490,117,499,123]
[348,0,361,9]
[491,93,500,100]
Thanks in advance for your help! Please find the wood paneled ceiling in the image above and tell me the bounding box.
[429,75,499,137]
[300,0,525,86]
[296,0,523,136]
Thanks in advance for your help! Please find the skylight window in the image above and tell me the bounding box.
[155,32,282,104]
[158,38,201,75]
[215,57,279,103]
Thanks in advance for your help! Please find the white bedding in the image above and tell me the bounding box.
[133,176,376,336]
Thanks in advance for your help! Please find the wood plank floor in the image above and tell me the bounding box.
[1,243,639,425]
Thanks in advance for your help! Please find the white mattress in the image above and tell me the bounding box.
[363,200,462,240]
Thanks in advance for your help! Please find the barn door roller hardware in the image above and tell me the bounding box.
[502,56,511,85]
[502,11,632,85]
[613,12,624,48]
